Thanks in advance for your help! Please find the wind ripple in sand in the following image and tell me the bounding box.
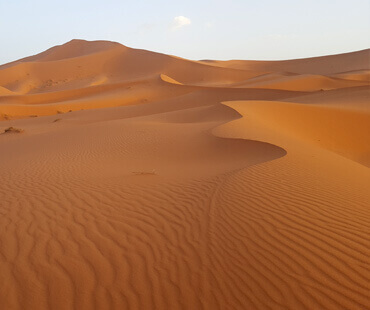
[0,105,288,309]
[0,41,369,310]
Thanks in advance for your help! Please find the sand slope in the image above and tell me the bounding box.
[0,41,369,310]
[201,49,370,75]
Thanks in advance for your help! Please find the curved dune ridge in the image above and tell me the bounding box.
[0,40,369,310]
[216,100,370,167]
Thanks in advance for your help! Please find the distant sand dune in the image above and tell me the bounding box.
[332,69,370,82]
[0,40,369,310]
[0,86,15,96]
[200,49,370,74]
[227,74,368,91]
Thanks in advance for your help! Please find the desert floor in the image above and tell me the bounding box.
[0,40,369,309]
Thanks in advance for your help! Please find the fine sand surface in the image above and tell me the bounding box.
[0,40,369,310]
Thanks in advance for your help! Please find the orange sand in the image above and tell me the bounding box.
[0,40,369,309]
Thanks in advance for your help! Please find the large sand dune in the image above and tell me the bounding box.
[0,40,369,310]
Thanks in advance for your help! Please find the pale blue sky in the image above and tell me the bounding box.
[1,0,369,65]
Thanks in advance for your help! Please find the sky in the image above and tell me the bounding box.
[0,0,369,65]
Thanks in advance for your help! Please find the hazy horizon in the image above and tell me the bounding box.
[1,0,369,65]
[2,38,369,67]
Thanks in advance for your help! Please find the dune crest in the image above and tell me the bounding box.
[216,100,370,167]
[0,40,369,310]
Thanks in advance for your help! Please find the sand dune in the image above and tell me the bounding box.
[333,69,370,82]
[218,100,370,166]
[201,49,370,74]
[0,86,15,96]
[224,73,368,91]
[0,40,369,310]
[286,85,370,112]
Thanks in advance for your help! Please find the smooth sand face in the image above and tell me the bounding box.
[0,40,369,310]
